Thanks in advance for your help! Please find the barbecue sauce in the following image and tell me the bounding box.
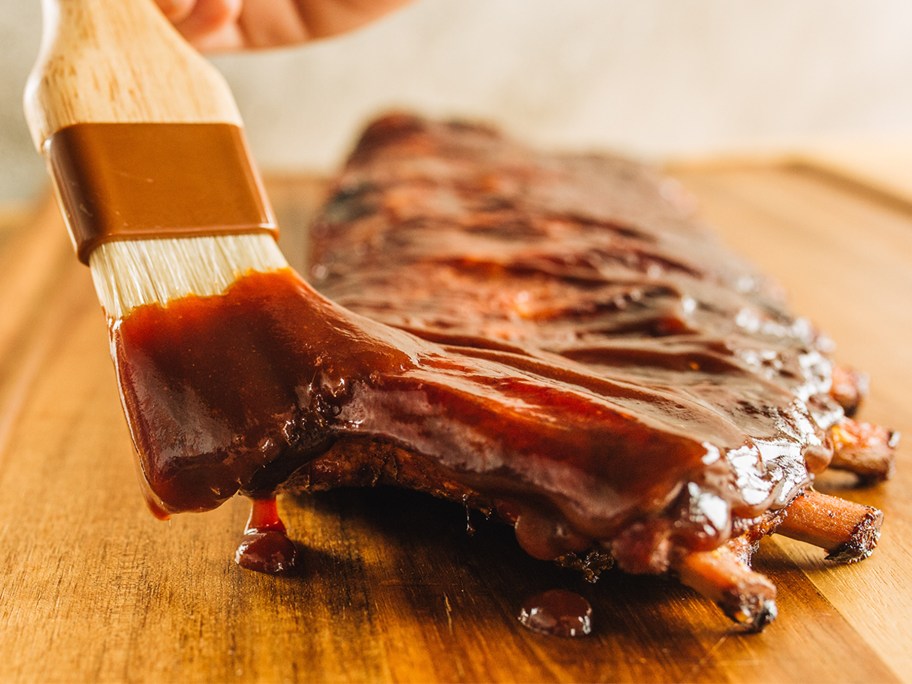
[112,251,819,570]
[235,498,299,574]
[113,264,756,556]
[518,589,593,637]
[111,268,418,516]
[110,116,844,576]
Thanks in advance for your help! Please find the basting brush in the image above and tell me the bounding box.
[24,0,289,322]
[24,0,302,548]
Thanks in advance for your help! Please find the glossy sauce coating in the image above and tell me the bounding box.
[111,115,847,565]
[310,116,848,559]
[113,268,729,551]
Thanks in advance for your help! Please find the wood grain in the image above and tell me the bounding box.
[0,160,909,683]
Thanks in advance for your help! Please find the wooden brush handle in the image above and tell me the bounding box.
[24,0,242,151]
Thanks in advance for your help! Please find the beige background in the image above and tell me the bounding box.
[2,0,912,203]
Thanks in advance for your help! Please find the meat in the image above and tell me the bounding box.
[114,114,897,631]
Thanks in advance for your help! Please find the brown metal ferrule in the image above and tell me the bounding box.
[45,123,278,264]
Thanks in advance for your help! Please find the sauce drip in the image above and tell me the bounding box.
[234,498,299,574]
[518,589,593,638]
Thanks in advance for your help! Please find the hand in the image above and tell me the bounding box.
[155,0,412,51]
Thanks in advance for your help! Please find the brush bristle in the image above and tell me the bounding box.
[89,234,288,319]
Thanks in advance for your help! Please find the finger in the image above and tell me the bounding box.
[190,22,246,52]
[237,0,413,49]
[235,0,310,49]
[154,0,196,23]
[292,0,414,40]
[173,0,243,45]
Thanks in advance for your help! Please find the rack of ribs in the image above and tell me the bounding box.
[113,114,898,632]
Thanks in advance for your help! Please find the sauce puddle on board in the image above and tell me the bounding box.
[518,589,593,637]
[234,498,299,574]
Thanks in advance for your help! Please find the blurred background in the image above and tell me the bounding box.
[3,0,912,205]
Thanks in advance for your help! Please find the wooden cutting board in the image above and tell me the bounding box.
[1,156,910,683]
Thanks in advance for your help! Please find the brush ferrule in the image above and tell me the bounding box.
[45,122,278,264]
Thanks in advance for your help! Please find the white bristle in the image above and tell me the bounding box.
[88,234,288,319]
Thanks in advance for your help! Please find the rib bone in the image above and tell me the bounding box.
[777,489,883,563]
